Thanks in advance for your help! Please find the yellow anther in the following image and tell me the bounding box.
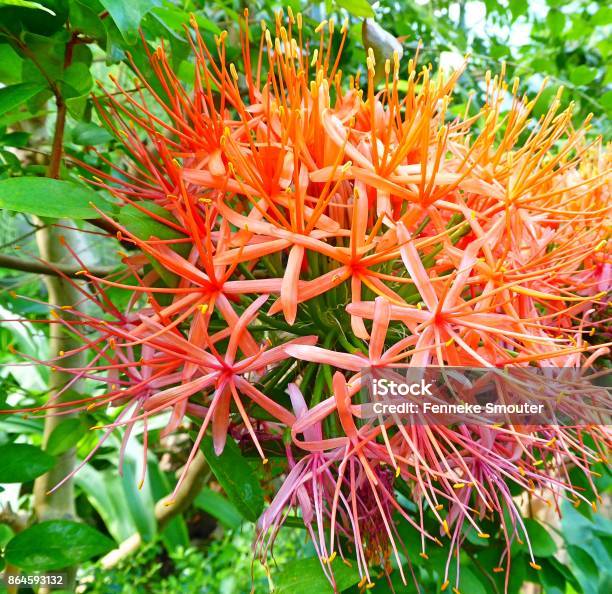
[419,552,429,560]
[441,580,450,591]
[493,567,504,573]
[328,551,336,563]
[395,466,401,477]
[314,20,327,34]
[453,483,465,490]
[478,532,490,539]
[529,562,541,571]
[198,304,209,314]
[442,520,450,536]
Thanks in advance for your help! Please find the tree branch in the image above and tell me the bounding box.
[0,253,114,278]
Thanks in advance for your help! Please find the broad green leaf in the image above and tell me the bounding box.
[520,518,557,557]
[335,0,374,19]
[0,443,56,483]
[601,90,612,112]
[60,60,93,99]
[195,488,242,530]
[0,83,46,116]
[0,0,55,14]
[120,436,157,543]
[274,557,360,594]
[150,6,220,34]
[200,436,264,523]
[546,9,565,33]
[117,202,184,242]
[75,464,138,543]
[0,524,14,548]
[70,122,113,146]
[538,558,569,594]
[0,44,23,84]
[146,460,190,550]
[99,0,161,43]
[4,520,114,570]
[45,418,87,456]
[0,177,109,219]
[566,545,599,594]
[570,65,598,86]
[444,561,489,594]
[592,6,612,26]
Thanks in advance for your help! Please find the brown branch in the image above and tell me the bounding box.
[0,253,114,278]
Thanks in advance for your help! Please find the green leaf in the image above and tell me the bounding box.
[75,464,138,543]
[566,545,599,594]
[0,177,109,219]
[335,0,374,18]
[99,0,161,44]
[0,0,55,14]
[546,9,565,33]
[274,556,360,594]
[520,518,557,557]
[0,83,46,116]
[200,436,264,523]
[601,90,612,112]
[120,436,157,543]
[45,418,87,456]
[592,7,612,26]
[150,6,220,35]
[0,443,56,483]
[70,122,113,146]
[146,460,189,551]
[195,488,242,530]
[0,44,23,84]
[117,202,184,242]
[570,65,598,86]
[60,60,93,99]
[4,520,114,570]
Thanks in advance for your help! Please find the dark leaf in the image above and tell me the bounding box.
[0,443,55,483]
[0,177,110,219]
[4,520,114,570]
[200,436,264,523]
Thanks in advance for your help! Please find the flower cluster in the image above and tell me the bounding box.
[9,10,611,593]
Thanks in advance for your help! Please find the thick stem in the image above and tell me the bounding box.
[32,90,81,592]
[31,222,85,593]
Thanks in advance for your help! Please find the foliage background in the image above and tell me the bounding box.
[0,1,610,593]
